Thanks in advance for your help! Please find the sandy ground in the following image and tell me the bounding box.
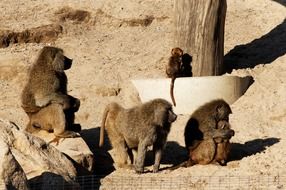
[0,0,286,189]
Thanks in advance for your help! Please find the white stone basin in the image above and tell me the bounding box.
[132,76,253,115]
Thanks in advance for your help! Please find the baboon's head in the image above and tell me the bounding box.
[171,47,183,57]
[217,120,235,138]
[39,46,73,71]
[215,101,232,122]
[152,99,177,127]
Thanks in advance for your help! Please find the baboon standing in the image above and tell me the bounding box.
[21,46,80,141]
[99,98,177,173]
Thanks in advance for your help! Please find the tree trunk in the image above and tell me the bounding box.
[174,0,227,76]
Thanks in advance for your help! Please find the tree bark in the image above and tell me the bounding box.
[174,0,227,76]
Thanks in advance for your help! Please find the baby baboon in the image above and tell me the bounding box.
[165,47,183,107]
[99,98,177,173]
[214,120,233,166]
[25,103,80,144]
[184,99,234,166]
[21,46,76,114]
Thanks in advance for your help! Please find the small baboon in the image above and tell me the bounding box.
[21,46,80,142]
[26,103,80,144]
[214,120,233,165]
[165,47,183,107]
[184,99,234,166]
[99,98,177,173]
[21,46,76,114]
[165,48,192,106]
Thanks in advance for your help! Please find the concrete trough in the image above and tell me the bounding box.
[132,76,253,115]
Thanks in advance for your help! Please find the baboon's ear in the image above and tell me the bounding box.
[215,104,224,117]
[52,52,65,71]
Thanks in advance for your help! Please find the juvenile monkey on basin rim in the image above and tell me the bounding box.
[165,47,183,107]
[99,98,177,173]
[165,47,192,106]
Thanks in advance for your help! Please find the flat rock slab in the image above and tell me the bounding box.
[32,130,94,175]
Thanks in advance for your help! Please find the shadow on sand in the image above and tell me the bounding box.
[224,19,286,72]
[229,137,280,161]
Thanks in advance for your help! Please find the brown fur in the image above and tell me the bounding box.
[99,98,177,173]
[214,120,233,165]
[165,47,183,107]
[21,46,80,141]
[21,46,74,112]
[184,99,234,166]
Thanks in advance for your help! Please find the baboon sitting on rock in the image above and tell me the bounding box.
[21,46,81,143]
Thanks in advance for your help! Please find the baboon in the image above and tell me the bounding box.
[165,47,183,107]
[187,120,234,166]
[165,48,192,106]
[21,46,80,142]
[184,99,232,149]
[214,120,233,165]
[26,103,80,144]
[169,100,234,170]
[21,46,77,114]
[99,98,177,173]
[184,99,234,166]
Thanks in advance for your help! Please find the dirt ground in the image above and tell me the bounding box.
[0,0,286,189]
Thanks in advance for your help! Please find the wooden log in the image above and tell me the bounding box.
[174,0,227,76]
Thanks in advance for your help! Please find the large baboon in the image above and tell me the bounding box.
[21,46,78,113]
[184,99,234,166]
[99,98,177,173]
[21,46,80,141]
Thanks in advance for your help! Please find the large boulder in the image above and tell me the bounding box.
[0,119,80,189]
[0,140,29,190]
[30,129,94,175]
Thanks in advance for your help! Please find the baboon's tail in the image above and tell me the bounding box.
[168,161,188,171]
[170,77,176,107]
[99,105,109,147]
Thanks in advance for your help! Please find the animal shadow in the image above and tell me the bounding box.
[161,141,188,165]
[271,0,286,6]
[181,53,193,77]
[224,19,286,73]
[229,137,280,161]
[80,127,115,176]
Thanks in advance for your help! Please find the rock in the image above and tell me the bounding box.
[0,119,80,189]
[0,139,29,190]
[27,130,94,175]
[95,86,121,97]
